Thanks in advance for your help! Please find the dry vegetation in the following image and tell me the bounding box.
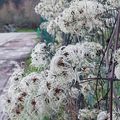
[0,0,40,28]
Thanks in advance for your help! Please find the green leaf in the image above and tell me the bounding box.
[42,116,50,120]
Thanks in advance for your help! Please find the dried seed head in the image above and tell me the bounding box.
[46,82,51,90]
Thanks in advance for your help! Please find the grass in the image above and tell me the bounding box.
[23,58,44,76]
[16,28,36,32]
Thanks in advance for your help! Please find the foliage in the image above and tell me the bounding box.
[37,17,54,44]
[42,116,50,120]
[1,0,120,120]
[23,58,44,76]
[0,0,8,7]
[16,28,35,32]
[0,0,22,7]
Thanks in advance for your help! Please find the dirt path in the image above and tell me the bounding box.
[0,32,37,95]
[0,32,37,119]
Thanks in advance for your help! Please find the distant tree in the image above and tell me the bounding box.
[12,0,23,8]
[0,0,8,7]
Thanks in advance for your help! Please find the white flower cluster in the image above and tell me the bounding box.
[55,41,102,68]
[54,0,107,35]
[107,0,120,8]
[78,110,119,120]
[115,64,120,79]
[40,22,49,30]
[114,49,120,79]
[50,41,102,100]
[35,0,118,37]
[97,111,109,120]
[1,41,103,120]
[78,109,99,120]
[35,0,71,36]
[47,20,58,35]
[35,0,70,21]
[43,41,102,111]
[1,70,49,120]
[9,67,24,86]
[114,49,120,63]
[31,43,49,68]
[97,110,119,120]
[1,0,120,119]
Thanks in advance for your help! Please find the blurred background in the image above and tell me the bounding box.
[0,0,40,32]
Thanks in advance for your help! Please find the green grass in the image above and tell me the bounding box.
[16,28,36,32]
[23,58,44,76]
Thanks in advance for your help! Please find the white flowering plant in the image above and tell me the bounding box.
[1,0,120,120]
